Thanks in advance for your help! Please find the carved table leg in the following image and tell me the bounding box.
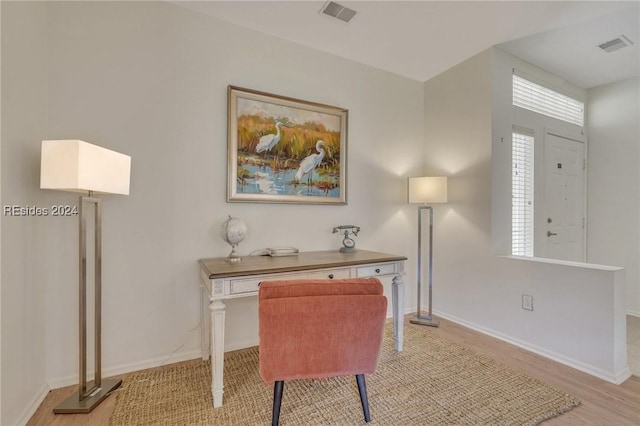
[392,273,405,352]
[210,300,226,407]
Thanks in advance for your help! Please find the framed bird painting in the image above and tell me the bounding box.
[227,86,348,204]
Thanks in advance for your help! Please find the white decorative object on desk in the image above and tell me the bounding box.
[220,215,247,262]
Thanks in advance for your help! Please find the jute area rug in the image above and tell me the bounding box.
[110,324,580,425]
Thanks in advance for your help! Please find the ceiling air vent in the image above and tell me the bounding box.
[320,1,357,23]
[598,35,634,53]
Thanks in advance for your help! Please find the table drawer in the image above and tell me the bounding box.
[229,268,350,295]
[356,263,396,278]
[229,279,262,295]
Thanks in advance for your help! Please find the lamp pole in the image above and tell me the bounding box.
[410,205,439,327]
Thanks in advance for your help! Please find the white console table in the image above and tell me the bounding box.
[198,250,407,408]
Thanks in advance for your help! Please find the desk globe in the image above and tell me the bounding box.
[220,215,247,262]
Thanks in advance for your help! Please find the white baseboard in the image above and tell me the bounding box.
[435,310,631,385]
[15,383,49,426]
[627,309,640,318]
[224,338,258,352]
[47,349,203,390]
[613,366,633,384]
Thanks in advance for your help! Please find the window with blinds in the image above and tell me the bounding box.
[512,131,534,256]
[513,74,584,127]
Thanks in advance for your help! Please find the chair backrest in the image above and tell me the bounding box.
[258,278,387,384]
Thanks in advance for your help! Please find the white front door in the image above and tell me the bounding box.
[542,131,586,261]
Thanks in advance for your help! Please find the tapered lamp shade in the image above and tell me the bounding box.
[40,140,131,195]
[408,176,447,204]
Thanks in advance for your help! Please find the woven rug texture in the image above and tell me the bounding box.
[110,324,580,425]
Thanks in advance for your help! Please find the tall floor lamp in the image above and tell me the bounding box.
[408,176,447,327]
[41,139,131,414]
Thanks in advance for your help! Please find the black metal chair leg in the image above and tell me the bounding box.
[355,374,371,422]
[272,381,284,426]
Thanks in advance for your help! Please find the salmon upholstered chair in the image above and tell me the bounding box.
[258,278,387,425]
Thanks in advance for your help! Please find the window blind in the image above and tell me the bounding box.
[513,74,584,127]
[512,131,534,256]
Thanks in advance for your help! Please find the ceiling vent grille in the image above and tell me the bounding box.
[598,35,634,53]
[321,1,357,23]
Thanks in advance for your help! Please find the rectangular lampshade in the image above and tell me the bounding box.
[41,140,131,195]
[408,176,447,204]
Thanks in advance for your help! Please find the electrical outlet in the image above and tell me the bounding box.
[522,294,534,311]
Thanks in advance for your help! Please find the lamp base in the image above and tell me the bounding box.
[53,378,122,414]
[410,315,440,328]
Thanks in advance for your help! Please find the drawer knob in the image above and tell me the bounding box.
[375,268,381,274]
[328,274,334,279]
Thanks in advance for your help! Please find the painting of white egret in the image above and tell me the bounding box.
[227,86,348,204]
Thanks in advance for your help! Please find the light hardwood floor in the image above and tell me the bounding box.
[28,315,640,425]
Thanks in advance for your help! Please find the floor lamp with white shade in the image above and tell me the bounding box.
[40,139,131,413]
[407,176,447,327]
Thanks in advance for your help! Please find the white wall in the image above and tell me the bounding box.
[425,48,629,385]
[1,2,424,423]
[587,77,640,316]
[1,2,50,424]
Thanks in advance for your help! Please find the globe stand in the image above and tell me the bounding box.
[226,245,242,263]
